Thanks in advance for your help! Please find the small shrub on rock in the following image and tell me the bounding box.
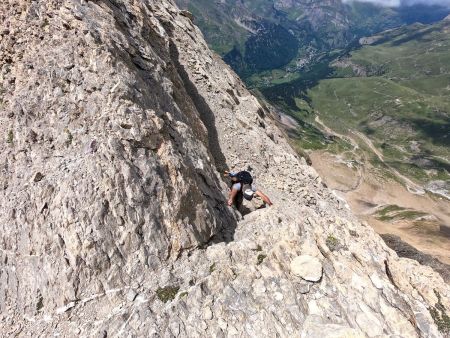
[326,235,340,252]
[429,290,450,335]
[252,245,263,252]
[349,230,358,237]
[257,254,267,265]
[7,130,13,144]
[209,263,216,273]
[156,285,180,303]
[65,128,73,146]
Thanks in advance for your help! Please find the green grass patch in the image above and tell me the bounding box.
[209,263,216,273]
[306,73,449,185]
[376,204,405,221]
[375,204,428,221]
[429,289,450,335]
[326,235,340,252]
[156,286,180,303]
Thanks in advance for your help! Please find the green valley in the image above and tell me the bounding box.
[272,19,450,264]
[293,20,450,193]
[176,0,450,78]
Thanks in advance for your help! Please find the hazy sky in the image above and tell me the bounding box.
[344,0,450,6]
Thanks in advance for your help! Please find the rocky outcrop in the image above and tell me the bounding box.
[0,1,449,337]
[1,0,236,329]
[290,255,323,282]
[381,234,450,283]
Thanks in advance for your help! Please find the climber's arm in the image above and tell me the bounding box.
[255,190,273,206]
[228,187,239,206]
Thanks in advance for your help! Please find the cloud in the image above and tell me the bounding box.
[343,0,450,6]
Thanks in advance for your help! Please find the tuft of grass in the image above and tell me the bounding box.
[7,130,13,144]
[179,291,188,298]
[349,230,358,237]
[0,85,5,107]
[209,263,216,273]
[41,18,49,27]
[65,128,73,147]
[156,285,179,303]
[326,235,340,252]
[257,253,267,265]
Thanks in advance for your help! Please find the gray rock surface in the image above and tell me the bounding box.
[0,1,449,337]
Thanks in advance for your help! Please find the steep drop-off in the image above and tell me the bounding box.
[0,1,449,337]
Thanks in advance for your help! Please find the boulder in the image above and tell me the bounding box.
[290,255,323,282]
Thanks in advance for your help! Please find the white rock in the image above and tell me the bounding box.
[274,292,284,301]
[290,255,323,282]
[126,289,138,302]
[203,306,213,320]
[301,319,365,338]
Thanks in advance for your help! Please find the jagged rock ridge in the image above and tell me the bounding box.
[0,1,449,337]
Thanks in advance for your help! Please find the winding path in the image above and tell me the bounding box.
[314,116,425,195]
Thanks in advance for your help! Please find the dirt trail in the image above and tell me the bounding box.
[352,131,384,160]
[309,117,450,265]
[315,116,358,150]
[316,115,425,194]
[351,131,425,194]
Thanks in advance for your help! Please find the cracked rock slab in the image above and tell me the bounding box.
[290,255,323,282]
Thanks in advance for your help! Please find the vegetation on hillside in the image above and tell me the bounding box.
[176,0,450,77]
[177,0,450,192]
[302,21,450,186]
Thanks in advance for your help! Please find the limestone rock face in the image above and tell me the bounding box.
[1,0,235,327]
[1,1,449,337]
[290,255,323,282]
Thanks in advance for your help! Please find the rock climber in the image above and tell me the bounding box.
[224,170,273,210]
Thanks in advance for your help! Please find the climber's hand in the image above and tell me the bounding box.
[227,199,233,206]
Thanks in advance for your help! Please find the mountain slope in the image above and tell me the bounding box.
[274,19,450,267]
[1,1,449,337]
[301,20,450,196]
[176,0,450,76]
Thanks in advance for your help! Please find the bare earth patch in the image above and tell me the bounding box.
[310,150,450,265]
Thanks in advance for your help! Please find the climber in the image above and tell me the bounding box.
[224,170,273,210]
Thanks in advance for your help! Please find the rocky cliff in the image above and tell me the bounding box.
[0,1,449,337]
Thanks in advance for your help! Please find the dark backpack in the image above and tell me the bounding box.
[236,171,253,185]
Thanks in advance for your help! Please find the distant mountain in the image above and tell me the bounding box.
[175,0,450,76]
[254,16,450,187]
